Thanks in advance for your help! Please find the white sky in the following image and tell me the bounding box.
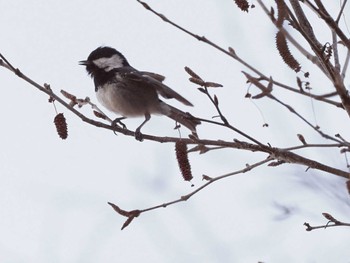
[1,0,350,262]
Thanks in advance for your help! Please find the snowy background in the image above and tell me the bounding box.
[1,0,350,262]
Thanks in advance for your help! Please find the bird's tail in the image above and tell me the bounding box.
[161,103,201,133]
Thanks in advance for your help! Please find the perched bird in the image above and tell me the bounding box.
[80,46,200,140]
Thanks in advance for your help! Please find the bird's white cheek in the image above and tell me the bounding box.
[93,55,124,71]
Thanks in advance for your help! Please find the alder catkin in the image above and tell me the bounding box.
[54,113,68,139]
[275,0,288,28]
[234,0,250,12]
[175,141,193,181]
[276,31,301,72]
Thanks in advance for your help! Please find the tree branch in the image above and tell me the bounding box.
[108,157,273,229]
[304,212,350,231]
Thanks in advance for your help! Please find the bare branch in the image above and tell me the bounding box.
[289,0,323,49]
[336,0,348,23]
[109,157,273,229]
[312,0,350,51]
[1,53,349,180]
[304,213,350,231]
[257,0,325,72]
[2,0,350,230]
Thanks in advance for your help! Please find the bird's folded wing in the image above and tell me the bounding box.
[139,71,166,82]
[122,69,193,106]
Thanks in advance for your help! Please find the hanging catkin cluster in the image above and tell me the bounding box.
[234,0,250,12]
[276,31,301,72]
[54,113,68,139]
[175,141,193,181]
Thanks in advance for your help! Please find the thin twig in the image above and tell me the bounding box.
[304,212,350,231]
[342,50,350,79]
[109,157,273,229]
[289,0,323,49]
[136,0,266,79]
[332,29,341,73]
[243,71,343,144]
[140,0,344,111]
[271,80,342,108]
[313,0,350,50]
[282,143,346,151]
[142,157,272,212]
[335,0,348,24]
[199,83,264,146]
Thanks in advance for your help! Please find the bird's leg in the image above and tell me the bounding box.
[135,113,151,141]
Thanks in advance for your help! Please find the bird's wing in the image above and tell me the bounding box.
[141,73,193,106]
[139,71,166,82]
[117,67,193,106]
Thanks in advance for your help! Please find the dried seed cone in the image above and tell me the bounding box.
[175,141,193,181]
[54,113,68,139]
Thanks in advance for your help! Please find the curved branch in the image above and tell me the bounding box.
[139,0,345,112]
[0,54,349,180]
[108,157,273,229]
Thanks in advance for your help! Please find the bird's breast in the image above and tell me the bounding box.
[96,82,161,117]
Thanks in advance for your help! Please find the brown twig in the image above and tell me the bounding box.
[136,0,266,78]
[257,0,350,113]
[184,66,264,146]
[287,1,350,117]
[109,157,273,229]
[137,0,345,117]
[2,1,350,229]
[243,71,343,144]
[304,212,350,231]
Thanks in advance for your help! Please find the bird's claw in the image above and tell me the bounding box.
[135,129,144,141]
[111,117,127,136]
[112,117,127,130]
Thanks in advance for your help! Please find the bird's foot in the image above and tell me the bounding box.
[112,117,127,136]
[112,117,127,129]
[135,128,144,141]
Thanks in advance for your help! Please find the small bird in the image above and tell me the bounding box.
[80,46,200,140]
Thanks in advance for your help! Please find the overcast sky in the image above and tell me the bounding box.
[1,1,350,262]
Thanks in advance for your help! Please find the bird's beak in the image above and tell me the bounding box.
[79,60,89,66]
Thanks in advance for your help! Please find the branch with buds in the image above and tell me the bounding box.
[304,213,350,231]
[1,0,350,230]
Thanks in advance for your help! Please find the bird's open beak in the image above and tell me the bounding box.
[79,60,89,66]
